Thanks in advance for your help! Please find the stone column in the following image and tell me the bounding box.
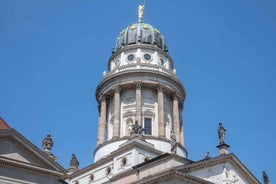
[135,82,142,125]
[157,86,165,137]
[173,95,180,142]
[113,86,121,138]
[179,104,184,146]
[97,96,106,145]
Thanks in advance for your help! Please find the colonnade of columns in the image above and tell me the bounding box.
[96,83,184,147]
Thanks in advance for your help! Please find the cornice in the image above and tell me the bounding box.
[0,156,64,178]
[95,67,186,103]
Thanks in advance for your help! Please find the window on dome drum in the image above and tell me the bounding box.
[144,118,152,135]
[144,54,152,61]
[127,54,135,62]
[159,58,165,66]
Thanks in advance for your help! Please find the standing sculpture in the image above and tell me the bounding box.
[42,134,56,160]
[69,153,79,172]
[205,152,211,159]
[170,130,177,154]
[42,134,53,153]
[263,171,269,184]
[218,122,226,144]
[131,121,144,136]
[138,5,145,20]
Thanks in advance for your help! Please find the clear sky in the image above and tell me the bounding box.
[1,0,275,182]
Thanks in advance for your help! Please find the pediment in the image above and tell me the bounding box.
[0,129,65,175]
[176,153,260,184]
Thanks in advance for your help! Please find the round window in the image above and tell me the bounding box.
[127,54,135,62]
[144,54,152,61]
[159,58,165,66]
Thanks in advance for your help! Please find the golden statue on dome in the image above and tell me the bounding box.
[138,5,145,21]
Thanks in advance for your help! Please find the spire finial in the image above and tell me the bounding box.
[138,5,145,22]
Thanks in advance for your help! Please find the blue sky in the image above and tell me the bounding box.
[0,0,275,182]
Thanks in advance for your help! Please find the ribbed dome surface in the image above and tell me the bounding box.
[114,22,167,52]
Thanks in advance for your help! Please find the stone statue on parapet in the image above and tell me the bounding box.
[205,152,211,159]
[170,130,177,154]
[263,171,269,184]
[131,120,144,136]
[42,134,56,160]
[218,122,226,144]
[42,134,53,153]
[69,154,79,172]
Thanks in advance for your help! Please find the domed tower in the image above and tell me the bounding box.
[94,6,186,163]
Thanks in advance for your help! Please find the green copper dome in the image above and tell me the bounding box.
[114,22,168,52]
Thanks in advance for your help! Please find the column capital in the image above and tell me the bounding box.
[179,103,184,111]
[134,81,142,89]
[173,94,179,101]
[156,85,163,92]
[99,94,107,102]
[113,86,121,93]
